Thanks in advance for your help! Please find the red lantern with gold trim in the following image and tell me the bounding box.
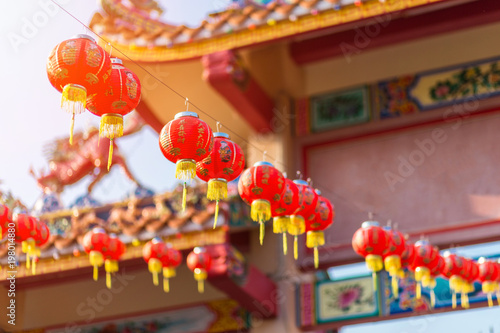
[104,234,125,289]
[238,161,285,245]
[160,111,213,211]
[15,214,37,270]
[30,219,50,275]
[288,179,318,260]
[460,258,478,309]
[143,237,168,286]
[196,132,245,228]
[306,191,334,269]
[410,240,440,300]
[0,205,12,239]
[82,228,110,282]
[162,244,182,293]
[187,247,212,293]
[352,220,389,290]
[271,178,300,255]
[478,257,500,307]
[441,252,466,309]
[86,58,141,170]
[424,255,444,308]
[382,226,406,297]
[46,34,111,144]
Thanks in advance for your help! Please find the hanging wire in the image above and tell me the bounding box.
[48,0,388,220]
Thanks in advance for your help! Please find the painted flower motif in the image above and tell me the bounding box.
[338,287,361,309]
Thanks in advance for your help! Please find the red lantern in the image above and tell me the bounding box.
[306,191,334,269]
[459,258,478,309]
[400,242,415,270]
[15,214,37,270]
[46,34,111,144]
[238,161,285,245]
[29,220,50,275]
[411,240,440,300]
[441,252,466,309]
[82,228,110,281]
[0,205,12,239]
[162,244,183,293]
[287,179,318,259]
[426,255,444,308]
[352,220,389,290]
[104,234,125,289]
[187,247,212,293]
[86,58,141,170]
[196,132,245,228]
[478,257,500,307]
[143,237,168,286]
[271,178,300,255]
[159,111,213,211]
[382,227,406,297]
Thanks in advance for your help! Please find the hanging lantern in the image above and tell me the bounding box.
[238,161,285,245]
[0,205,12,239]
[104,234,125,289]
[159,111,213,211]
[306,191,334,269]
[31,219,50,275]
[288,179,318,259]
[46,34,111,144]
[15,214,37,270]
[271,178,300,255]
[187,247,212,293]
[382,226,406,298]
[477,257,499,307]
[82,228,110,281]
[143,237,168,286]
[425,255,444,308]
[400,242,415,274]
[410,240,440,300]
[441,252,466,309]
[162,244,182,293]
[352,220,389,291]
[86,58,141,170]
[459,258,478,309]
[196,132,245,228]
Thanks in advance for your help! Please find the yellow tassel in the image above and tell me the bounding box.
[488,293,493,307]
[283,233,287,255]
[61,84,86,145]
[461,293,465,308]
[153,272,159,286]
[294,236,298,260]
[107,138,113,171]
[70,112,75,145]
[213,200,219,229]
[89,251,104,281]
[416,283,421,299]
[207,179,228,201]
[93,265,99,281]
[496,291,500,306]
[392,276,399,298]
[259,222,265,245]
[193,268,207,293]
[431,290,435,308]
[32,258,36,275]
[100,114,123,139]
[198,280,204,293]
[452,292,457,309]
[373,271,378,292]
[164,278,170,293]
[182,182,187,212]
[175,159,196,181]
[106,272,112,289]
[148,258,162,286]
[250,199,271,223]
[314,247,319,269]
[26,252,30,269]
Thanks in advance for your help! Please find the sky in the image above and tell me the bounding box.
[0,0,229,209]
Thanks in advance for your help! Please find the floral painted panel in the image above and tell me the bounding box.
[316,275,378,323]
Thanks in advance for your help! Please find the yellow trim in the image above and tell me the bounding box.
[97,0,449,62]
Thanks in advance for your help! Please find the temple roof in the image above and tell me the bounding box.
[90,0,453,62]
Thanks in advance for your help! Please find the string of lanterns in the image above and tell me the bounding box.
[352,220,500,308]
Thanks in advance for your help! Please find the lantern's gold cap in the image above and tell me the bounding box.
[175,111,199,119]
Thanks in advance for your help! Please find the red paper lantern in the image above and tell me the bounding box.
[104,234,125,289]
[162,244,183,293]
[270,178,300,255]
[143,237,168,286]
[238,161,285,245]
[478,257,500,307]
[382,226,406,297]
[86,58,141,170]
[287,179,318,259]
[400,242,415,270]
[187,247,212,293]
[411,240,440,300]
[441,252,466,309]
[46,34,111,144]
[352,220,389,290]
[306,191,334,269]
[15,214,37,271]
[0,205,12,239]
[459,258,478,309]
[426,255,444,308]
[196,132,245,228]
[82,228,110,281]
[29,220,50,275]
[159,111,213,210]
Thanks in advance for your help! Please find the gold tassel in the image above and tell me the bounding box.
[416,283,421,299]
[107,138,113,171]
[452,292,457,309]
[259,222,265,245]
[70,112,75,145]
[294,236,298,260]
[26,252,30,269]
[182,182,187,212]
[32,258,36,275]
[392,276,399,298]
[153,272,159,286]
[89,251,104,281]
[61,84,86,145]
[213,200,219,229]
[461,293,466,308]
[193,268,207,293]
[148,258,162,286]
[93,265,99,281]
[106,272,112,289]
[283,233,287,255]
[164,278,170,293]
[314,247,319,269]
[488,293,493,307]
[496,291,500,306]
[431,290,435,308]
[175,159,196,180]
[198,280,204,293]
[373,271,378,292]
[207,179,227,201]
[250,199,271,223]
